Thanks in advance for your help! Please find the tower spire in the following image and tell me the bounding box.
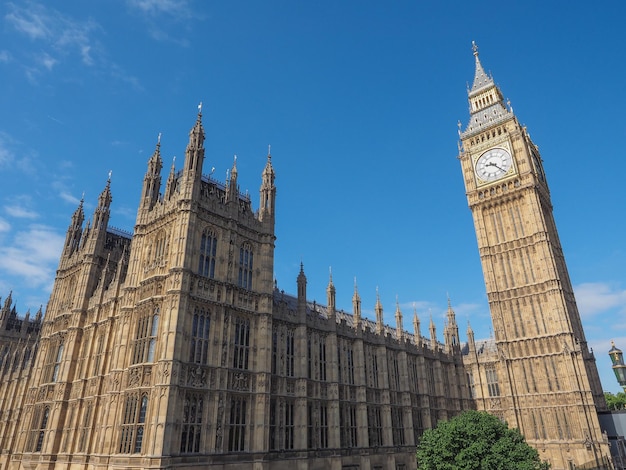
[462,42,512,137]
[470,41,493,92]
[352,277,361,328]
[259,146,276,223]
[326,267,336,319]
[182,103,205,184]
[142,135,163,209]
[375,287,383,335]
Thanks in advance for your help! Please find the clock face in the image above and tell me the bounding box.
[475,148,512,182]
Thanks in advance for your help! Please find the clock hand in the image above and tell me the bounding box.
[486,161,504,171]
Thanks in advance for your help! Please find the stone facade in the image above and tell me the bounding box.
[0,46,613,470]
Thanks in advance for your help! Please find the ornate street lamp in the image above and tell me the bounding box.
[609,341,626,392]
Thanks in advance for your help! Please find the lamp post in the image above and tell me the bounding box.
[609,341,626,392]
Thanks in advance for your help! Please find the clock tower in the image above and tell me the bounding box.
[459,43,612,469]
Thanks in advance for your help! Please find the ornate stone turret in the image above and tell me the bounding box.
[326,268,335,320]
[429,314,437,350]
[352,278,361,328]
[259,146,276,224]
[395,296,403,340]
[297,263,307,319]
[413,305,421,343]
[182,103,205,195]
[92,176,112,232]
[142,135,163,210]
[466,321,475,353]
[164,157,177,201]
[444,297,459,351]
[226,156,239,204]
[375,288,383,335]
[63,197,84,256]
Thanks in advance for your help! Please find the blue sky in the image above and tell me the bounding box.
[0,1,625,393]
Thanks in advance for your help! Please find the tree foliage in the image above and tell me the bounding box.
[605,391,626,410]
[416,410,550,470]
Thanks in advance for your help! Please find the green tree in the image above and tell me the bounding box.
[416,410,550,470]
[605,391,626,410]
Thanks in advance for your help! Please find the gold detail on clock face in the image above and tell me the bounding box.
[475,148,513,183]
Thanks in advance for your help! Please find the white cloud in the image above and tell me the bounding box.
[0,50,11,62]
[4,205,38,219]
[5,1,101,74]
[574,282,626,318]
[0,217,10,232]
[0,224,64,288]
[5,2,51,40]
[38,51,57,70]
[127,0,192,18]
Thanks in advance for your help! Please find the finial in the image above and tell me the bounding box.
[172,156,176,164]
[472,40,479,57]
[268,144,271,156]
[81,191,85,202]
[329,266,333,281]
[108,170,112,182]
[157,132,161,145]
[234,154,237,163]
[198,101,203,114]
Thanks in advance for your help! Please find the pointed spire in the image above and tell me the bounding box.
[164,156,177,200]
[467,320,475,351]
[297,263,307,318]
[413,303,421,340]
[462,42,512,137]
[375,287,383,335]
[327,267,336,318]
[93,176,112,231]
[64,196,85,255]
[429,312,437,349]
[260,146,276,222]
[352,277,361,327]
[183,102,206,180]
[142,135,164,209]
[227,155,239,202]
[395,296,403,340]
[470,41,493,92]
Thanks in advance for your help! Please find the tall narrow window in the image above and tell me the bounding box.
[346,346,355,385]
[78,402,93,452]
[238,244,253,290]
[340,404,358,448]
[181,393,203,453]
[35,407,49,452]
[119,394,148,453]
[51,343,64,382]
[392,407,405,446]
[190,308,211,364]
[271,330,277,374]
[232,317,250,370]
[467,372,475,398]
[486,366,500,397]
[368,406,383,447]
[228,396,247,452]
[319,337,327,381]
[284,401,295,450]
[132,309,159,364]
[198,231,217,278]
[285,329,294,377]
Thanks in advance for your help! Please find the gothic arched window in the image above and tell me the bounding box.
[190,307,210,364]
[198,230,217,279]
[238,243,253,290]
